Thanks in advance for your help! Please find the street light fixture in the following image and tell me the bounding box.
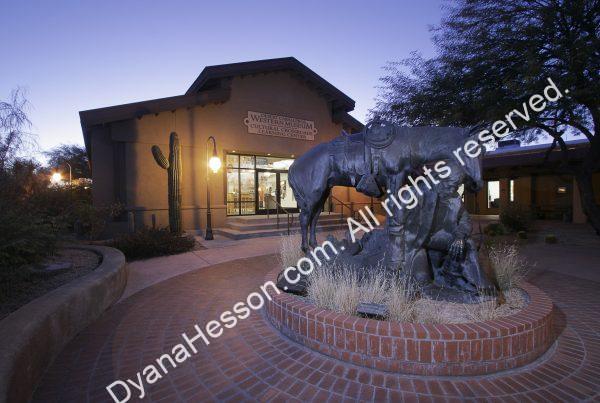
[51,162,72,186]
[64,161,72,186]
[51,172,62,184]
[205,136,221,240]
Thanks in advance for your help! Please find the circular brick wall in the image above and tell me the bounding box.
[264,268,555,376]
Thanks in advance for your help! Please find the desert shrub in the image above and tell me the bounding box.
[500,202,532,232]
[488,243,528,291]
[484,222,505,236]
[110,227,196,260]
[277,233,304,269]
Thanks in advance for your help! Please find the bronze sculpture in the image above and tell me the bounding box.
[283,120,494,301]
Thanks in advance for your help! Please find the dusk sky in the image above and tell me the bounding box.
[0,0,444,156]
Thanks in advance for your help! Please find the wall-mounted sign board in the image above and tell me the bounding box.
[244,111,317,141]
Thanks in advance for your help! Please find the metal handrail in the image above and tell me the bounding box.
[266,198,294,235]
[328,194,360,223]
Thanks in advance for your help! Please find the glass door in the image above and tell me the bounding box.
[257,170,278,214]
[278,172,297,210]
[256,170,298,214]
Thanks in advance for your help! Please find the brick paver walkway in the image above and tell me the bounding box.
[33,253,600,402]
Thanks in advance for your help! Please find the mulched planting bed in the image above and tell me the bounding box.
[0,247,101,320]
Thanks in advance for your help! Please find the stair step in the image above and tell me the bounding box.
[225,213,343,225]
[214,222,348,240]
[224,215,345,231]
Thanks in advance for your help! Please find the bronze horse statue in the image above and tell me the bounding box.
[288,122,484,252]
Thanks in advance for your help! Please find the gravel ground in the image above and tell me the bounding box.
[0,247,101,321]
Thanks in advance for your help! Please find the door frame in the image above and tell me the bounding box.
[255,169,299,215]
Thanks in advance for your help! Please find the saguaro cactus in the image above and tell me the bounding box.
[152,132,182,234]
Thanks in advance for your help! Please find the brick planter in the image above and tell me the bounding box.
[264,268,555,376]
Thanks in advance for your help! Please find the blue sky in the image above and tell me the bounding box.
[0,0,444,155]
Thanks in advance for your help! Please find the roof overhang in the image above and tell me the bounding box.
[186,57,356,113]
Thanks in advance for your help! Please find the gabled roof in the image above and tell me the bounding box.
[80,57,363,161]
[186,57,356,113]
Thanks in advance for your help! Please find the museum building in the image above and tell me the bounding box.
[80,57,365,235]
[81,57,599,236]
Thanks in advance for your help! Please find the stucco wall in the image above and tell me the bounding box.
[93,71,359,233]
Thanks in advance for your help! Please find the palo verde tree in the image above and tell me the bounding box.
[374,0,600,233]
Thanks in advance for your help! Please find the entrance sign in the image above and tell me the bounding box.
[243,111,317,141]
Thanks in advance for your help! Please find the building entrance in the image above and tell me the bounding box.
[256,170,297,214]
[226,153,298,215]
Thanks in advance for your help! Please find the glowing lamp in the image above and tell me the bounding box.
[209,155,221,173]
[51,172,62,183]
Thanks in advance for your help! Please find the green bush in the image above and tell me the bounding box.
[110,227,196,260]
[545,234,557,244]
[500,202,532,232]
[484,222,505,236]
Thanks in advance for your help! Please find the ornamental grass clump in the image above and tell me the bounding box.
[462,290,500,322]
[386,277,418,322]
[307,262,421,320]
[307,264,360,315]
[277,233,304,269]
[358,263,390,306]
[488,243,528,291]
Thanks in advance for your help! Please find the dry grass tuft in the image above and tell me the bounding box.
[503,288,527,310]
[307,264,361,315]
[488,243,529,291]
[304,257,529,324]
[359,263,390,306]
[278,233,304,269]
[386,277,418,322]
[462,290,500,322]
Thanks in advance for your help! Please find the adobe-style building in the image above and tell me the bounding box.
[81,57,599,236]
[464,139,600,224]
[80,57,366,235]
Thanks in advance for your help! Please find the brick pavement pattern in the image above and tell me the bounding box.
[33,254,600,402]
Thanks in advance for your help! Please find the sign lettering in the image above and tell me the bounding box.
[243,111,317,141]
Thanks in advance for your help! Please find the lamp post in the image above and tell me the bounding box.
[205,136,221,240]
[50,162,72,186]
[65,162,72,186]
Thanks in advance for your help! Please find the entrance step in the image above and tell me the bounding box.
[215,213,348,240]
[223,213,345,231]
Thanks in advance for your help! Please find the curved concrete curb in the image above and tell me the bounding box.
[0,245,127,403]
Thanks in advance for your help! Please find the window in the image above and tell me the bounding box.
[509,179,515,202]
[226,155,256,215]
[487,181,500,209]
